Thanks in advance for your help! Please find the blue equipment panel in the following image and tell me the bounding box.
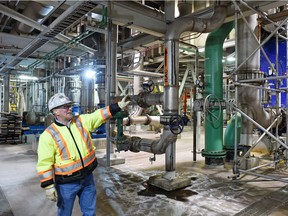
[260,37,287,108]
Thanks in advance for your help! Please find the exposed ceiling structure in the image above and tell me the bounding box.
[1,0,288,194]
[0,0,287,82]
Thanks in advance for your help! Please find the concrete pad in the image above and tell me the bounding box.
[148,173,191,191]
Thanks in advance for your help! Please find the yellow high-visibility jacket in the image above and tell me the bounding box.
[37,104,120,188]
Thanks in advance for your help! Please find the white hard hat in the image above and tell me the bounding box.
[48,93,73,111]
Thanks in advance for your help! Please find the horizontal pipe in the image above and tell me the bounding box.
[114,93,163,107]
[121,70,164,78]
[123,115,161,128]
[129,126,176,154]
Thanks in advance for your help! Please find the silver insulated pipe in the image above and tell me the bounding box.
[237,14,275,146]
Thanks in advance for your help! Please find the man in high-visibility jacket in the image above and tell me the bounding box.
[36,93,130,216]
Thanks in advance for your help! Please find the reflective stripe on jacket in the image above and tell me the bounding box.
[36,105,117,188]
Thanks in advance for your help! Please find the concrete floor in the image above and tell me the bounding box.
[1,128,288,216]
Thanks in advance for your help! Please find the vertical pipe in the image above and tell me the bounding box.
[164,39,179,172]
[193,87,197,161]
[194,48,200,160]
[110,23,118,153]
[3,74,9,112]
[111,24,117,96]
[234,10,239,173]
[105,17,112,167]
[203,21,234,166]
[165,140,176,171]
[164,40,179,115]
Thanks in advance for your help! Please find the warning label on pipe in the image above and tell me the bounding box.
[164,48,168,87]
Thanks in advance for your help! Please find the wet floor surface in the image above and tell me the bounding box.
[1,129,288,215]
[94,163,288,216]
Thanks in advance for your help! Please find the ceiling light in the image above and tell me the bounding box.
[18,75,38,80]
[227,56,235,62]
[84,69,96,78]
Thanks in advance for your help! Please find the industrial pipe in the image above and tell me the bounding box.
[203,21,234,166]
[11,1,53,35]
[114,93,163,108]
[129,126,176,154]
[166,5,227,40]
[123,115,161,129]
[124,4,228,173]
[237,14,276,146]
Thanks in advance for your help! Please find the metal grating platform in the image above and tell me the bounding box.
[235,185,288,216]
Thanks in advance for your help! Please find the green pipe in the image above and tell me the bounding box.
[224,113,241,150]
[203,21,234,166]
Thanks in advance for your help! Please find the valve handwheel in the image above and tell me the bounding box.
[169,114,184,135]
[147,80,154,92]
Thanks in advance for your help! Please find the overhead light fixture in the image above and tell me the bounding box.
[84,68,96,78]
[227,56,235,62]
[18,75,38,80]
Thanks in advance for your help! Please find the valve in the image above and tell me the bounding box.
[142,80,154,93]
[113,111,129,152]
[169,114,185,135]
[195,79,204,88]
[273,143,287,169]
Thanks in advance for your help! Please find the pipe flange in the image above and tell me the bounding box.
[201,150,226,158]
[237,70,264,83]
[144,115,151,125]
[129,136,142,152]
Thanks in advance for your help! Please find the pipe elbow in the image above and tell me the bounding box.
[151,128,177,154]
[204,6,227,32]
[256,108,280,129]
[128,127,176,154]
[166,5,227,40]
